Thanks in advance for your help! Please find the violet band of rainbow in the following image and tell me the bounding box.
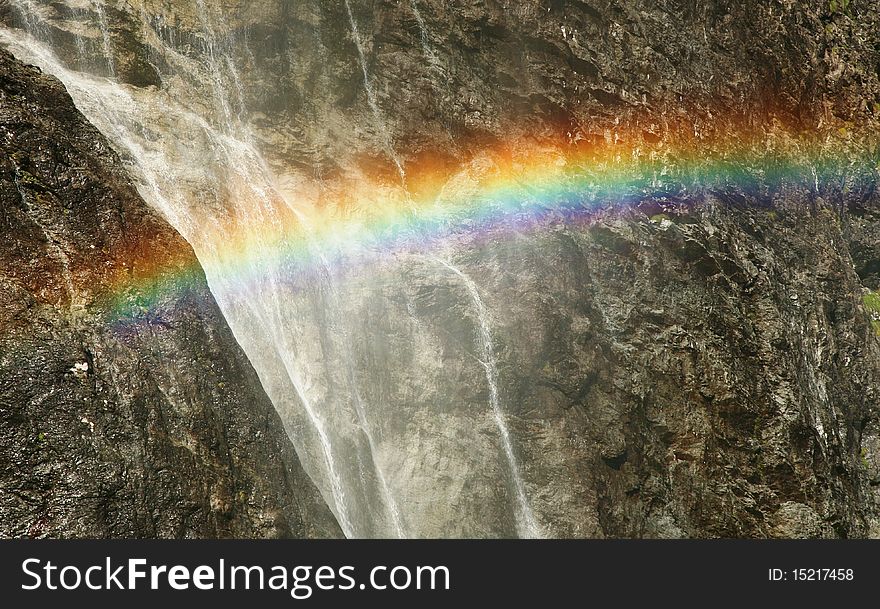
[102,131,879,323]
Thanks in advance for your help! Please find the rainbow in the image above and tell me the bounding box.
[100,128,879,324]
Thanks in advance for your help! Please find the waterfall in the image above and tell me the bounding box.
[9,0,48,41]
[320,273,407,538]
[280,350,356,538]
[194,0,243,129]
[290,211,407,538]
[0,2,548,539]
[0,24,384,537]
[342,0,407,188]
[92,0,115,76]
[433,257,542,539]
[71,8,88,68]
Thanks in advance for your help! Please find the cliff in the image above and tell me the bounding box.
[0,0,878,537]
[0,48,339,538]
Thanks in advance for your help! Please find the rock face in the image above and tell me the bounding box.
[0,48,340,538]
[0,1,879,538]
[3,0,875,176]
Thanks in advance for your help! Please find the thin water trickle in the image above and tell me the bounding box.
[92,0,115,76]
[0,5,547,539]
[343,0,407,188]
[0,25,370,537]
[433,256,542,539]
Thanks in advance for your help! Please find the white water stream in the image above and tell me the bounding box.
[433,257,542,538]
[0,1,545,538]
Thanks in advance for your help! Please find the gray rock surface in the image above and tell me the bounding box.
[0,0,878,537]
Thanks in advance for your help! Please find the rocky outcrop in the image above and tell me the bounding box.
[0,1,878,538]
[0,48,340,538]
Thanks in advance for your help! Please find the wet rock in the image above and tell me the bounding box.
[1,0,879,538]
[0,48,339,538]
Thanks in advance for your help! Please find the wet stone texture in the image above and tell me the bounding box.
[0,0,879,537]
[0,49,339,538]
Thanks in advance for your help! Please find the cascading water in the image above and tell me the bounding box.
[91,0,115,76]
[194,0,244,129]
[342,0,407,187]
[317,269,408,538]
[71,8,88,67]
[433,257,542,539]
[9,0,47,40]
[0,1,548,538]
[0,22,381,539]
[288,209,406,538]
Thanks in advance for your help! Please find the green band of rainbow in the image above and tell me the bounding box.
[102,130,879,325]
